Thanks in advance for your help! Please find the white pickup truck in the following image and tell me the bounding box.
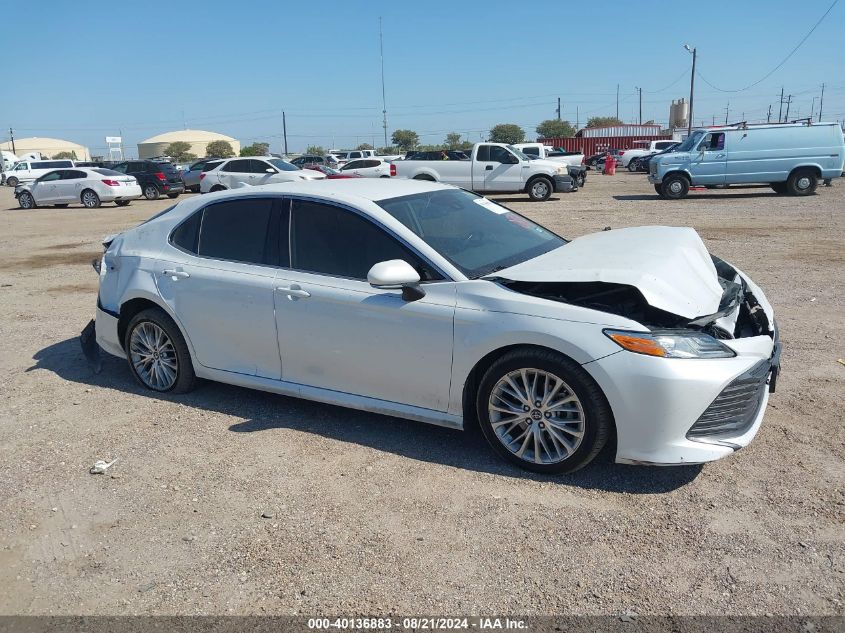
[393,142,575,201]
[617,139,679,169]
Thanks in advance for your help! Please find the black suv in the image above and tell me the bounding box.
[111,160,185,200]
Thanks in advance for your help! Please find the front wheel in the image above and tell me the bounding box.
[787,169,818,196]
[476,349,612,474]
[628,159,640,172]
[18,191,36,209]
[125,308,196,393]
[527,177,553,202]
[143,184,160,200]
[659,174,690,199]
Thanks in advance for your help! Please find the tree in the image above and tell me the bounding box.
[53,150,78,160]
[489,123,525,144]
[240,142,270,157]
[391,129,419,151]
[205,140,235,158]
[356,143,374,151]
[305,145,326,156]
[586,116,623,128]
[536,119,576,139]
[444,132,463,149]
[163,141,196,162]
[377,146,398,155]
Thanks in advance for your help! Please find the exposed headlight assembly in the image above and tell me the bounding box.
[603,329,736,359]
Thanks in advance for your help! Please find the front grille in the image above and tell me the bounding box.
[687,360,770,440]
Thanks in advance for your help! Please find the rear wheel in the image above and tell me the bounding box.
[125,308,196,394]
[659,174,690,199]
[210,185,226,192]
[81,189,101,208]
[476,348,612,474]
[786,169,818,196]
[412,174,436,181]
[6,176,18,188]
[143,184,160,200]
[18,191,36,209]
[115,200,131,207]
[189,185,200,193]
[527,177,553,202]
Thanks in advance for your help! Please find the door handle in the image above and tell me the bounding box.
[485,165,493,170]
[715,153,726,158]
[276,285,311,299]
[162,270,190,279]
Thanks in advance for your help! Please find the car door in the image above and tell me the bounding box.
[217,159,251,188]
[341,159,365,176]
[56,169,88,202]
[690,132,727,185]
[31,170,63,203]
[155,196,283,379]
[484,145,525,192]
[273,198,456,411]
[250,159,281,185]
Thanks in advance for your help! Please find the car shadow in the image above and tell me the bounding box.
[30,336,703,494]
[487,196,563,204]
[613,191,785,201]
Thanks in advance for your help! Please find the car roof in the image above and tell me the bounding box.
[212,177,452,204]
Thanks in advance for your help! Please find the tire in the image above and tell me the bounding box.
[54,203,69,208]
[628,159,640,172]
[124,307,196,394]
[210,185,226,192]
[167,192,180,199]
[659,173,690,200]
[81,189,101,208]
[6,176,18,188]
[786,168,818,196]
[143,184,160,200]
[770,182,788,194]
[189,185,200,193]
[115,200,131,207]
[527,176,553,202]
[412,174,436,181]
[476,348,612,474]
[18,191,36,209]
[576,173,586,187]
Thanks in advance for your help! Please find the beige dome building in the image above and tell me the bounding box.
[137,129,240,159]
[0,137,91,161]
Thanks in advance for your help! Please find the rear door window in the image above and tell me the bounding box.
[222,159,250,173]
[196,198,277,265]
[62,170,88,179]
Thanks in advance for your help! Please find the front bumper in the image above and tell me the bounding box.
[553,174,575,192]
[584,333,779,465]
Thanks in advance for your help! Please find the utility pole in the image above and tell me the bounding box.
[9,128,15,155]
[819,83,825,122]
[767,104,772,123]
[684,44,697,136]
[811,97,816,122]
[616,84,619,120]
[282,111,288,156]
[556,97,561,121]
[778,87,784,123]
[635,87,642,124]
[784,94,792,121]
[576,106,579,130]
[379,17,388,148]
[725,102,730,125]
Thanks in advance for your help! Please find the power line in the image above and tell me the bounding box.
[695,0,839,93]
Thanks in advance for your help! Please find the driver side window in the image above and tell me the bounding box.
[39,171,63,182]
[698,133,725,152]
[489,146,513,163]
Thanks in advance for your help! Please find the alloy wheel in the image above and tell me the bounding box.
[19,192,34,209]
[129,321,178,391]
[82,191,99,208]
[488,368,585,465]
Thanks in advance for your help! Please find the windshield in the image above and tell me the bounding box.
[506,145,531,161]
[268,158,299,172]
[376,189,565,279]
[674,131,705,152]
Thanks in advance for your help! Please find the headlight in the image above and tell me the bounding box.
[555,166,566,175]
[603,329,736,359]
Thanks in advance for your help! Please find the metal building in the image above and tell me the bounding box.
[0,137,92,161]
[137,129,241,159]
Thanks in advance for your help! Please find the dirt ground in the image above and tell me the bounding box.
[0,173,842,617]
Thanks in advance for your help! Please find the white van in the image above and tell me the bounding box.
[5,159,75,187]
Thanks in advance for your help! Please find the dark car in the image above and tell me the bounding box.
[111,160,185,200]
[635,143,680,173]
[181,157,223,193]
[586,149,621,169]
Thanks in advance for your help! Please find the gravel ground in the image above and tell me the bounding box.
[0,174,842,616]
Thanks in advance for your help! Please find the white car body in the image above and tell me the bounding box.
[339,157,394,178]
[14,167,141,207]
[617,140,679,167]
[199,156,325,193]
[394,142,575,200]
[5,158,75,186]
[513,143,585,167]
[90,180,779,472]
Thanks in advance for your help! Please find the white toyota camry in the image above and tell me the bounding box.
[84,180,780,473]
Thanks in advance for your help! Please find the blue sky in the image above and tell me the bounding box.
[4,0,844,156]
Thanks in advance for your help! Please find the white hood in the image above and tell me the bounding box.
[494,226,723,319]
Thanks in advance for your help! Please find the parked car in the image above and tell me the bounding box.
[290,155,341,169]
[394,142,575,201]
[585,149,621,170]
[339,158,396,178]
[111,160,185,200]
[199,156,325,193]
[181,158,223,193]
[85,179,780,474]
[617,140,678,168]
[5,159,75,187]
[649,122,845,199]
[635,144,680,173]
[304,164,359,179]
[14,168,141,209]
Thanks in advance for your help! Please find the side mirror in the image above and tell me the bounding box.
[265,167,276,173]
[367,259,425,301]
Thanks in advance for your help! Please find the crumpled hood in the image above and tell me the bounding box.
[493,226,723,319]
